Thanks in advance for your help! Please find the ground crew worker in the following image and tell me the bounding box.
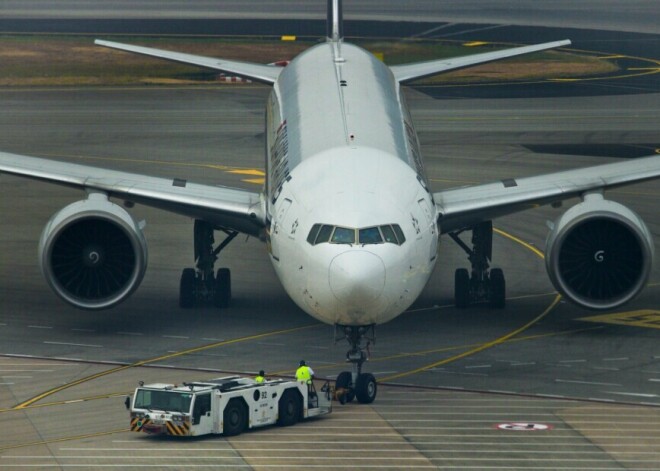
[295,360,314,384]
[255,370,265,383]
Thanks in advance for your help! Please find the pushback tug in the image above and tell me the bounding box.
[127,376,332,437]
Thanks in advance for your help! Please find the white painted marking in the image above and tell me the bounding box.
[0,376,32,379]
[0,382,15,385]
[604,391,658,398]
[603,357,629,361]
[405,305,442,313]
[487,390,516,395]
[28,325,53,329]
[555,379,622,387]
[19,448,660,456]
[64,399,84,404]
[465,364,491,369]
[592,367,619,371]
[116,331,143,336]
[0,369,53,372]
[104,440,660,448]
[43,341,103,348]
[201,338,224,342]
[0,323,7,326]
[559,359,586,363]
[431,370,489,377]
[162,335,189,339]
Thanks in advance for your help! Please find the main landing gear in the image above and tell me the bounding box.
[334,324,377,404]
[449,221,506,309]
[179,220,237,309]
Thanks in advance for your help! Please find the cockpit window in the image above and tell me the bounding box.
[331,227,356,244]
[359,227,382,244]
[392,224,406,244]
[380,225,397,243]
[315,224,334,244]
[307,223,406,246]
[306,224,322,244]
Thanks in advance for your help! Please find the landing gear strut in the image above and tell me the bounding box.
[449,221,505,309]
[179,220,237,308]
[334,324,377,404]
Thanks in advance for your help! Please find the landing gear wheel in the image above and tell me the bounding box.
[277,389,301,426]
[335,371,354,404]
[223,399,247,436]
[179,268,196,308]
[454,268,470,308]
[214,268,231,308]
[489,268,506,309]
[355,373,377,404]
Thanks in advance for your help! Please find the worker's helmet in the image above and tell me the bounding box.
[299,360,306,366]
[259,370,264,376]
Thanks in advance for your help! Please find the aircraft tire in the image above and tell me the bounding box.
[335,371,355,403]
[179,268,196,308]
[355,373,377,404]
[214,268,231,308]
[489,268,506,309]
[455,268,470,308]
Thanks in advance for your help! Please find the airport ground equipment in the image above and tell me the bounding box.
[126,375,332,437]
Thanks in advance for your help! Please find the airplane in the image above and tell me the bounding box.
[1,0,659,403]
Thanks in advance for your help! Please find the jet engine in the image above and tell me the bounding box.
[38,193,148,310]
[545,193,653,310]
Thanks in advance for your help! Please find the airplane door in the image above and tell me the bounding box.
[418,198,438,260]
[269,198,292,261]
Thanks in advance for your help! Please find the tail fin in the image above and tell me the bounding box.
[326,0,343,41]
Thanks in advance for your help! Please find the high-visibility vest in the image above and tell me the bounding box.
[255,375,265,383]
[296,366,312,384]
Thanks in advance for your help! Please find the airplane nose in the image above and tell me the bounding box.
[329,251,385,307]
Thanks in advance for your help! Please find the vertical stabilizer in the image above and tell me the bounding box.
[326,0,344,41]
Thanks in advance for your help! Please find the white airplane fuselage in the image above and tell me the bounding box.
[265,41,438,326]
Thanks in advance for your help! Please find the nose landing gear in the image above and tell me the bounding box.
[334,324,377,404]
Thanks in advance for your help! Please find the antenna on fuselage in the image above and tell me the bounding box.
[326,0,344,42]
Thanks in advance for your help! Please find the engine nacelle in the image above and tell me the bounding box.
[38,193,148,310]
[545,193,654,310]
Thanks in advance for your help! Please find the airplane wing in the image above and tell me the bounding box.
[391,40,571,83]
[434,154,660,234]
[0,151,266,236]
[94,39,282,84]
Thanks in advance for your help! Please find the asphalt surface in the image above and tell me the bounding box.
[1,6,660,470]
[1,0,658,34]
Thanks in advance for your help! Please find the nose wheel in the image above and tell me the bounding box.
[334,325,377,404]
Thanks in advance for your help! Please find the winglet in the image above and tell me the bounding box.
[326,0,344,42]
